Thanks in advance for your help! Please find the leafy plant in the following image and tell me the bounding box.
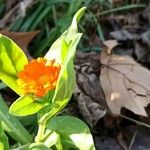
[0,120,9,150]
[0,7,95,149]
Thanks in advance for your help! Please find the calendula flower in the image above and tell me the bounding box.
[18,58,61,97]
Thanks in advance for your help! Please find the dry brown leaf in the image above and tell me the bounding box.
[0,30,40,59]
[74,51,107,127]
[6,0,17,11]
[100,48,150,117]
[103,40,118,54]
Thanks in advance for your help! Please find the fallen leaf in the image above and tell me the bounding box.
[100,47,150,117]
[142,5,150,25]
[140,30,150,47]
[6,0,17,11]
[0,30,40,59]
[117,132,128,150]
[103,40,118,54]
[74,51,107,127]
[110,30,138,41]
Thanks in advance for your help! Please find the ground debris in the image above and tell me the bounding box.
[100,49,150,117]
[0,0,34,28]
[103,5,150,65]
[73,51,107,127]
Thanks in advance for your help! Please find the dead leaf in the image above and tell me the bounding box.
[103,40,118,54]
[117,132,128,150]
[6,0,17,11]
[140,31,150,47]
[100,48,150,117]
[0,30,40,59]
[135,41,150,64]
[142,5,150,25]
[74,51,107,127]
[110,30,139,41]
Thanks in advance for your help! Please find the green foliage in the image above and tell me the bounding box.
[7,0,147,55]
[43,131,63,149]
[0,6,95,150]
[44,116,95,150]
[39,7,86,123]
[0,34,28,95]
[0,121,9,150]
[9,7,85,118]
[0,94,32,144]
[9,95,45,116]
[9,90,55,116]
[0,4,5,16]
[29,143,50,150]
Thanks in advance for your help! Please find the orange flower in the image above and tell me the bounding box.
[18,58,61,97]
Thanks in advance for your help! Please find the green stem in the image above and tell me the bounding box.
[35,121,46,142]
[35,104,61,143]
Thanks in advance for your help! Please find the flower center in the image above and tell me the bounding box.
[17,58,61,97]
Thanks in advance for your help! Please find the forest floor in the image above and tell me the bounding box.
[0,1,150,150]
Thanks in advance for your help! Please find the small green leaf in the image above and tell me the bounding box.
[0,34,28,95]
[45,116,95,150]
[10,89,55,116]
[9,95,46,116]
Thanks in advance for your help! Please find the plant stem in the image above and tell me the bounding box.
[35,121,46,142]
[120,114,150,128]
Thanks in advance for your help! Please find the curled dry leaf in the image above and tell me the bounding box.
[74,51,107,127]
[103,40,118,54]
[100,42,150,117]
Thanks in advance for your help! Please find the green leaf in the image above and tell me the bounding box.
[9,95,46,116]
[0,82,7,90]
[0,34,28,95]
[45,116,95,150]
[43,131,63,149]
[0,94,32,144]
[0,121,9,150]
[10,89,55,116]
[67,0,84,16]
[44,7,86,63]
[29,143,50,150]
[51,35,81,105]
[9,7,86,118]
[39,7,86,122]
